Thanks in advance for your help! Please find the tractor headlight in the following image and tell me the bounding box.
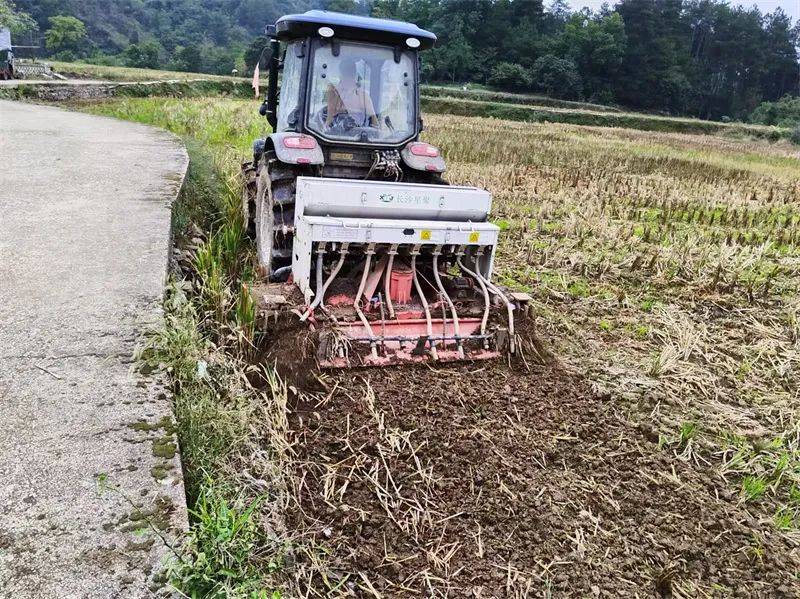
[318,27,334,38]
[406,37,420,48]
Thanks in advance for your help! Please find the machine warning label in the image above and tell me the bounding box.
[469,232,480,242]
[420,229,444,243]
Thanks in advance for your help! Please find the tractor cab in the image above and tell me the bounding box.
[257,11,443,179]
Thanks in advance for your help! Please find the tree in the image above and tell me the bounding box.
[172,44,202,73]
[44,15,86,55]
[488,62,531,91]
[122,40,162,69]
[531,54,582,98]
[6,0,798,116]
[427,13,475,83]
[0,0,36,34]
[558,11,626,99]
[614,0,691,112]
[750,95,800,127]
[325,0,371,13]
[759,9,799,103]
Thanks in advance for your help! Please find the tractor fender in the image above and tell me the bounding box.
[268,132,325,166]
[400,142,446,174]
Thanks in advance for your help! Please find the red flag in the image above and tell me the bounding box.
[252,63,260,99]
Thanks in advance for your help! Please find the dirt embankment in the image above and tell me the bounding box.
[285,360,799,597]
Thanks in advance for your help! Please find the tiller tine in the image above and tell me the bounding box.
[317,317,501,368]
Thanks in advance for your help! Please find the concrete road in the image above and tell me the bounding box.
[0,101,188,597]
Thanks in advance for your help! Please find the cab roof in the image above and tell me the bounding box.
[274,10,437,50]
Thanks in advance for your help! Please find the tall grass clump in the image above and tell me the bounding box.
[138,279,290,595]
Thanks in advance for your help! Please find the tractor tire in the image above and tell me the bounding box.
[253,150,299,276]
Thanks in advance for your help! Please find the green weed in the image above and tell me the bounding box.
[678,422,699,450]
[742,476,769,502]
[567,279,590,298]
[170,480,279,598]
[234,283,257,351]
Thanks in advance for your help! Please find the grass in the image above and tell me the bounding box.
[421,84,624,113]
[422,95,791,139]
[69,95,800,589]
[49,60,246,82]
[119,101,288,595]
[171,481,277,598]
[419,110,800,525]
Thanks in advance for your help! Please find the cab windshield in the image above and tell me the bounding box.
[306,41,416,144]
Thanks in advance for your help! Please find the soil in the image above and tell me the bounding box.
[286,360,800,597]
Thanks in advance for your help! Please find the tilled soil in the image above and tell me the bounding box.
[287,362,800,598]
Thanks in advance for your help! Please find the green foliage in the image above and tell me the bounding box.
[243,36,268,73]
[0,0,36,34]
[428,18,475,83]
[122,40,163,70]
[558,11,626,99]
[111,101,292,593]
[531,54,583,99]
[488,62,531,92]
[172,44,203,73]
[791,126,800,147]
[17,0,800,116]
[678,422,698,450]
[17,0,313,74]
[751,96,800,129]
[422,85,621,112]
[379,0,799,119]
[44,15,86,55]
[170,480,279,598]
[742,475,769,502]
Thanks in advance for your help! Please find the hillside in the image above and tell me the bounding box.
[17,0,320,54]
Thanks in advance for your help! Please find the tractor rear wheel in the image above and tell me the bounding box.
[252,150,299,277]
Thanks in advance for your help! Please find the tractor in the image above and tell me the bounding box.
[242,10,525,367]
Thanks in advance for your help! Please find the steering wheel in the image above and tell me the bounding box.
[315,106,359,132]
